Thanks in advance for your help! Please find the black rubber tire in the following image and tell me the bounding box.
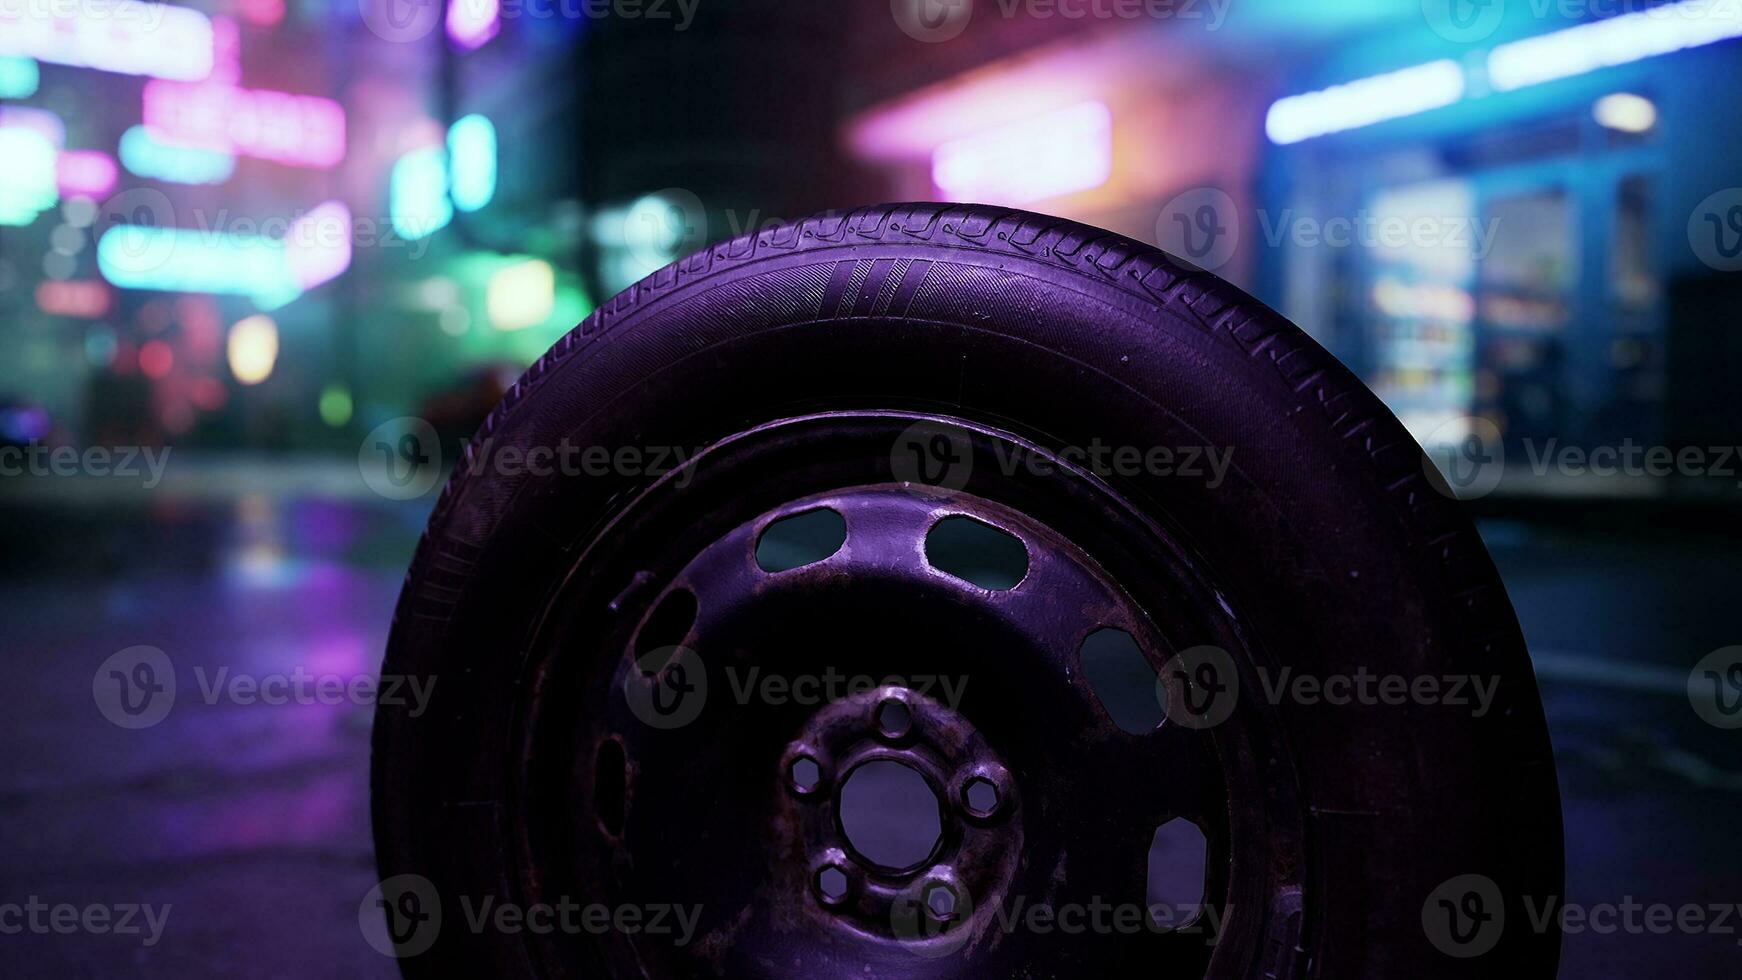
[372,203,1562,978]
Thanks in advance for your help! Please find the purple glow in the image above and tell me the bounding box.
[932,101,1112,206]
[286,201,354,290]
[0,1,213,80]
[0,105,64,147]
[446,0,500,51]
[57,149,118,198]
[143,81,347,169]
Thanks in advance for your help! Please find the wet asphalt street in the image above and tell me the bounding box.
[0,464,1736,977]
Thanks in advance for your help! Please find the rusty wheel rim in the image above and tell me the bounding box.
[511,412,1307,978]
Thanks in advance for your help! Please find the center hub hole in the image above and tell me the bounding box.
[838,760,942,871]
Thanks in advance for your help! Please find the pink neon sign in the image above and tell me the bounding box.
[0,2,213,81]
[143,80,347,169]
[286,201,353,289]
[447,0,500,50]
[57,150,118,197]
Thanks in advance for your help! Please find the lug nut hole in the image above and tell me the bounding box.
[815,865,850,906]
[789,755,822,795]
[875,698,912,739]
[962,776,1000,818]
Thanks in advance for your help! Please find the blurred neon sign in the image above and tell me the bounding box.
[285,201,353,289]
[0,105,63,146]
[36,280,113,318]
[932,101,1112,206]
[98,225,301,307]
[487,258,555,331]
[390,147,452,241]
[0,125,57,225]
[447,0,499,50]
[119,125,237,184]
[97,200,355,307]
[57,150,118,198]
[1488,0,1742,91]
[143,80,347,169]
[448,114,496,212]
[1266,61,1464,145]
[0,1,213,80]
[0,54,37,97]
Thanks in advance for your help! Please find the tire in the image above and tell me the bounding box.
[371,203,1562,978]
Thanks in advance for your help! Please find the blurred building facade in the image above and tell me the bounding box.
[2,0,1739,490]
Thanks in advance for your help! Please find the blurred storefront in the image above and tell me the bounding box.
[4,0,1739,496]
[842,0,1742,497]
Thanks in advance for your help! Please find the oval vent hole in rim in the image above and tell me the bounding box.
[634,587,697,660]
[1147,816,1208,931]
[924,515,1029,590]
[755,508,847,573]
[1080,627,1165,734]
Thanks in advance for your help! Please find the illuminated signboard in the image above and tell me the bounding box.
[0,104,63,146]
[36,280,113,318]
[57,150,118,198]
[0,1,213,80]
[98,224,302,307]
[119,125,237,184]
[447,0,499,50]
[0,54,37,97]
[97,201,354,307]
[448,114,496,213]
[932,102,1113,206]
[390,147,452,241]
[285,201,353,289]
[0,125,56,225]
[143,80,347,169]
[1489,0,1742,90]
[1266,61,1464,145]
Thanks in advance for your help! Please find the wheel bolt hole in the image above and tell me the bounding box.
[924,882,958,921]
[876,698,912,739]
[789,755,822,795]
[962,776,1000,818]
[815,865,850,906]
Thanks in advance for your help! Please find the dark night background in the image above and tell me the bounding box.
[2,0,1740,974]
